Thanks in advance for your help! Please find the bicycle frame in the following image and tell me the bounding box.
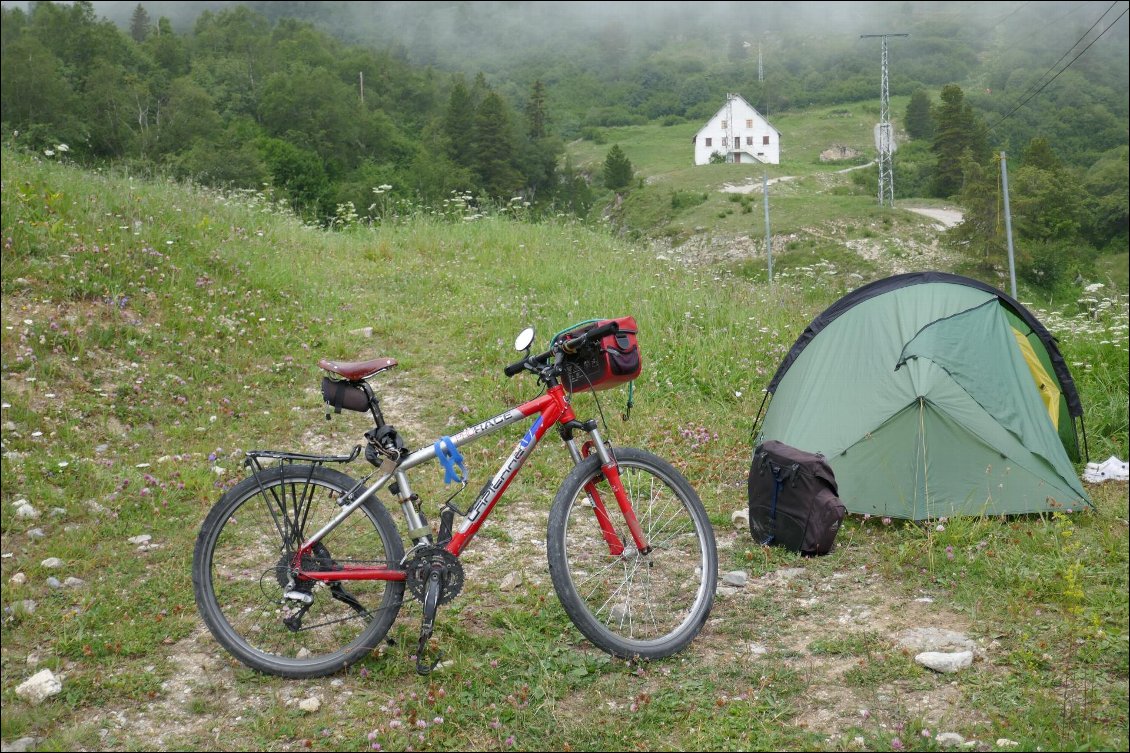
[290,383,649,585]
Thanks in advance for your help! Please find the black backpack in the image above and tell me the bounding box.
[748,440,846,556]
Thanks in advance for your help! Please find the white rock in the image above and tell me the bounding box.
[10,572,27,585]
[499,571,523,592]
[15,502,39,519]
[730,508,749,528]
[127,534,152,545]
[915,650,973,673]
[63,577,85,588]
[935,732,966,747]
[995,739,1019,748]
[15,669,62,704]
[298,697,321,713]
[40,557,63,569]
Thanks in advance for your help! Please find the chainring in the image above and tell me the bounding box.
[404,546,464,605]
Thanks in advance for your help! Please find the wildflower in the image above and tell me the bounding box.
[882,517,892,525]
[891,738,904,750]
[505,736,516,747]
[936,523,945,532]
[946,546,954,560]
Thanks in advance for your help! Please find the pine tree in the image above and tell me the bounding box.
[129,3,151,43]
[526,79,548,140]
[904,89,932,141]
[602,144,633,190]
[443,78,475,166]
[470,91,521,198]
[930,84,988,198]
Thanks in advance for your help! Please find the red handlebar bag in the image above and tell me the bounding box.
[553,316,641,393]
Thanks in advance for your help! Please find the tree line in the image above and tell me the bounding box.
[890,84,1127,290]
[0,2,601,222]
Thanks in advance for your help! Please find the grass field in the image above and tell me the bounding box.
[1,144,1127,752]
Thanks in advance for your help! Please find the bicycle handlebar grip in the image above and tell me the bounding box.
[504,359,527,377]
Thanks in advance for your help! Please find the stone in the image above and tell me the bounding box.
[15,669,62,704]
[499,571,523,592]
[915,650,973,674]
[730,508,749,528]
[298,697,321,713]
[40,558,62,569]
[935,732,966,747]
[722,570,748,587]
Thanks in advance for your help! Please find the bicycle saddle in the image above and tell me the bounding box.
[318,357,397,381]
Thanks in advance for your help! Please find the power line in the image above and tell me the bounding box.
[986,5,1128,132]
[992,2,1119,122]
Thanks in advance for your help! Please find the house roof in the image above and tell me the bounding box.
[694,95,780,138]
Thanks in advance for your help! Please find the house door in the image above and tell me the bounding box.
[734,152,741,163]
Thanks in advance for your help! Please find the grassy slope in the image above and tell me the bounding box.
[1,146,1127,751]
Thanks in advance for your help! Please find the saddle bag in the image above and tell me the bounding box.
[747,440,845,556]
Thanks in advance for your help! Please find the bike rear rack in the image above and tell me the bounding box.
[244,446,362,473]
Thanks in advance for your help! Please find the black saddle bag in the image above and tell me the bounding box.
[748,440,846,556]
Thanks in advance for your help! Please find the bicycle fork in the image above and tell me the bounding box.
[564,424,652,556]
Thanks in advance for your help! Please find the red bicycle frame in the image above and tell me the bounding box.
[291,383,648,583]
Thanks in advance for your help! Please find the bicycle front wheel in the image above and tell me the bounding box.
[192,464,405,678]
[547,447,717,660]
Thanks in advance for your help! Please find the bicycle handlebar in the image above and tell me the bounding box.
[503,321,620,378]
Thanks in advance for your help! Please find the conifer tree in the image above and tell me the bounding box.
[602,144,633,190]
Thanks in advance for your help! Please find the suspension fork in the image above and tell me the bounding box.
[562,424,650,555]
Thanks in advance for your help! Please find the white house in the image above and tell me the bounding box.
[692,94,780,165]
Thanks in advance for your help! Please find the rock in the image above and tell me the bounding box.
[15,502,39,519]
[995,739,1019,748]
[26,528,45,539]
[730,508,749,528]
[45,577,62,589]
[722,570,748,587]
[127,534,151,545]
[1,736,39,752]
[820,145,862,162]
[935,732,966,747]
[15,669,62,704]
[897,627,977,654]
[915,650,973,674]
[768,567,806,582]
[63,577,85,589]
[499,571,523,592]
[10,572,27,585]
[349,327,374,338]
[298,697,321,713]
[40,558,62,569]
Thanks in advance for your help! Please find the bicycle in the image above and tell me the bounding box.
[192,319,718,678]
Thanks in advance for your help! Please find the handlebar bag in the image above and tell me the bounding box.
[553,316,641,393]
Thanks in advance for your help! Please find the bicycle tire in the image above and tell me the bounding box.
[192,464,405,678]
[547,447,717,660]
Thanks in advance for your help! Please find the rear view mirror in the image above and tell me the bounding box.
[514,327,535,352]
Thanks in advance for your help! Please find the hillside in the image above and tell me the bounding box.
[1,147,1127,752]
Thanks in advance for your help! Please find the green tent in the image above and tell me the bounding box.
[754,272,1092,520]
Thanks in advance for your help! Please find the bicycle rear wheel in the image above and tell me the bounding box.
[547,447,717,660]
[192,464,405,678]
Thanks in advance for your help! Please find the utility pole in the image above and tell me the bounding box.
[758,42,763,82]
[1000,152,1018,299]
[860,33,908,207]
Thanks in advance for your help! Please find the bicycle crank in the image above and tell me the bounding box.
[404,547,464,675]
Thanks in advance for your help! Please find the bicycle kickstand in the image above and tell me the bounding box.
[415,567,444,675]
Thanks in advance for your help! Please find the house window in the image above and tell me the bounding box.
[705,137,712,147]
[722,138,728,147]
[720,120,727,129]
[746,119,753,128]
[746,136,753,146]
[763,135,770,145]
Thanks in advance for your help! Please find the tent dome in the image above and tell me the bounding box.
[754,272,1091,520]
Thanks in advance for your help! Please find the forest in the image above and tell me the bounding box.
[1,1,1127,267]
